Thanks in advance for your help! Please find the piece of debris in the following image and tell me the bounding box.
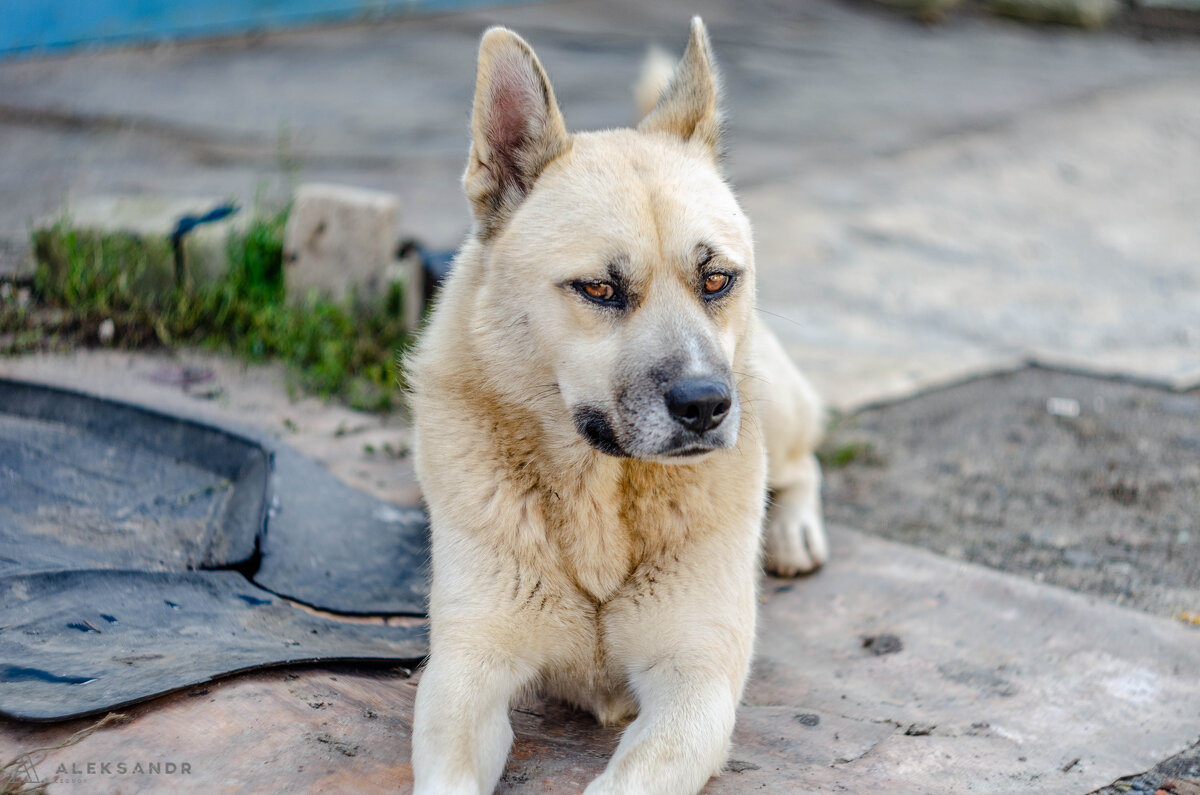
[1046,396,1082,417]
[313,733,360,757]
[382,440,409,459]
[333,422,369,438]
[795,713,821,727]
[1062,756,1081,772]
[724,759,761,773]
[905,723,936,736]
[147,365,214,389]
[862,633,904,656]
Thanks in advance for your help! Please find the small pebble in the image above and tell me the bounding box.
[1046,397,1081,418]
[862,633,903,656]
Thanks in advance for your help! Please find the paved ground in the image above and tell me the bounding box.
[1,0,1198,791]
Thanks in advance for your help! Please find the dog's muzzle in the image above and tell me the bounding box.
[572,372,738,460]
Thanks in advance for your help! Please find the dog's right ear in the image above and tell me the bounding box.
[638,17,722,161]
[464,28,570,236]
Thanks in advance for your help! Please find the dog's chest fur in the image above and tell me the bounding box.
[484,403,720,602]
[478,412,757,724]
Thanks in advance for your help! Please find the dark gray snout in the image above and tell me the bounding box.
[665,379,732,433]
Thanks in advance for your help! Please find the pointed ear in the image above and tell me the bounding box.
[464,27,570,235]
[637,17,722,159]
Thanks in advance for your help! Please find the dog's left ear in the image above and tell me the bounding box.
[465,27,570,235]
[638,17,722,160]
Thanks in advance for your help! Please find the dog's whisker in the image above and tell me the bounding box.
[732,369,768,384]
[754,307,805,327]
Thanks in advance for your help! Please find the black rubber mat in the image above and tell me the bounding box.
[0,380,266,576]
[0,378,430,721]
[252,446,431,616]
[0,570,426,721]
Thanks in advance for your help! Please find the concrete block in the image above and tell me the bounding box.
[37,195,245,295]
[283,183,400,304]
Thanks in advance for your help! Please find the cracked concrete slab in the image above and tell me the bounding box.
[3,524,1193,792]
[736,530,1200,793]
[747,79,1200,407]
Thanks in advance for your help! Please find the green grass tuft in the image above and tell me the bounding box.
[6,210,412,412]
[818,439,882,469]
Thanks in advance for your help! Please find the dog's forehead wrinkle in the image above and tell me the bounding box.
[606,258,631,286]
[517,135,750,287]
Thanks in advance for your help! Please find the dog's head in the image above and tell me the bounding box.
[464,19,755,463]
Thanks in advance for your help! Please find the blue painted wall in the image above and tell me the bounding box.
[1,0,525,57]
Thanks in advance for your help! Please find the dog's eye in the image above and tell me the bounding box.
[702,272,733,297]
[584,282,614,300]
[577,281,619,304]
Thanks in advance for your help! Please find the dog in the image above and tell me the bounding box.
[408,17,827,794]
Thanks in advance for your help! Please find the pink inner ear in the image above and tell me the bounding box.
[485,55,546,158]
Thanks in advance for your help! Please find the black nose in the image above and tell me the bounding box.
[665,379,732,433]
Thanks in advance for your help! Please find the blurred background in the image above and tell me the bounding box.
[0,0,1197,466]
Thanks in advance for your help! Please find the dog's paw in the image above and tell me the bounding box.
[764,487,828,577]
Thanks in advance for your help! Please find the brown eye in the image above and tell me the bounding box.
[583,282,615,301]
[703,273,731,295]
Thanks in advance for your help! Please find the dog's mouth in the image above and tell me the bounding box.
[573,406,630,458]
[663,445,713,458]
[571,405,734,461]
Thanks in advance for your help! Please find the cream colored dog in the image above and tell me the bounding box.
[408,18,827,794]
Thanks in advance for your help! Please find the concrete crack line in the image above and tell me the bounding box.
[0,101,259,153]
[869,75,1200,163]
[0,102,456,170]
[737,75,1200,190]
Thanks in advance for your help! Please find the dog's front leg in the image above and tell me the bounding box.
[583,663,740,795]
[585,547,758,795]
[412,634,534,795]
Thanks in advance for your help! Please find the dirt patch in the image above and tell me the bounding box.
[820,366,1200,792]
[821,367,1200,620]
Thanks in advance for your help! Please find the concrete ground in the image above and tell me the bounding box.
[1,0,1198,791]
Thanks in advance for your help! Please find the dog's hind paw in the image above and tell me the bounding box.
[763,486,828,577]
